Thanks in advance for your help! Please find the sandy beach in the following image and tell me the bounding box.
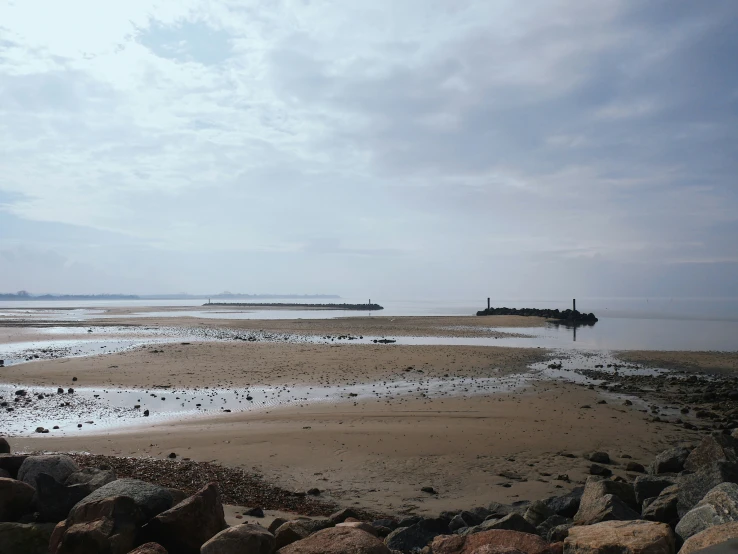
[2,310,735,516]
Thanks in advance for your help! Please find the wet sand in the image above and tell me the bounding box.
[618,349,738,374]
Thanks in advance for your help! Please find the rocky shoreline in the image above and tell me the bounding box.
[204,302,384,310]
[476,307,598,324]
[5,432,738,553]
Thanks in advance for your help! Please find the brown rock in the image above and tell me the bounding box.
[141,482,226,554]
[0,477,35,521]
[274,519,332,549]
[563,520,674,554]
[330,508,361,524]
[278,526,390,553]
[430,530,553,554]
[201,523,275,554]
[337,521,379,536]
[679,522,738,554]
[128,543,168,554]
[0,454,28,479]
[0,522,57,554]
[0,438,9,454]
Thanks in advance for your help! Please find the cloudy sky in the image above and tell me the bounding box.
[1,0,736,299]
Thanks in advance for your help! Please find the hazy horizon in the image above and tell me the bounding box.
[1,1,737,300]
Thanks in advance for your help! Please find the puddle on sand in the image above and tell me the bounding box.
[0,374,529,437]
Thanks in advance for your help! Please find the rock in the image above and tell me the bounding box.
[634,476,676,506]
[373,518,399,531]
[201,523,276,554]
[166,488,188,506]
[50,495,147,554]
[545,488,584,518]
[0,455,28,480]
[336,521,379,536]
[476,513,537,535]
[17,455,80,487]
[564,520,674,554]
[274,519,332,550]
[279,526,391,553]
[676,483,738,541]
[626,462,646,473]
[450,514,469,532]
[422,486,438,494]
[589,452,611,465]
[650,446,691,474]
[0,522,57,554]
[430,529,553,554]
[0,478,35,521]
[65,467,117,490]
[385,518,448,551]
[524,501,555,527]
[0,469,10,479]
[0,438,9,454]
[36,473,93,523]
[72,478,174,521]
[678,462,738,517]
[642,484,679,524]
[244,507,264,518]
[128,543,168,554]
[685,436,738,472]
[679,522,738,554]
[574,477,639,524]
[330,508,361,524]
[549,524,574,543]
[269,517,289,534]
[589,465,612,477]
[141,482,227,554]
[537,516,572,542]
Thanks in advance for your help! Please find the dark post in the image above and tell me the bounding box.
[573,298,576,312]
[487,297,490,310]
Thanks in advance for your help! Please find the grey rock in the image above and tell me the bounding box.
[545,486,584,518]
[626,462,646,473]
[650,446,692,474]
[472,513,537,534]
[269,517,288,534]
[35,473,93,523]
[678,462,738,517]
[201,523,275,554]
[676,482,738,541]
[274,518,332,550]
[372,518,399,531]
[17,455,79,487]
[384,518,447,551]
[0,477,35,521]
[0,522,56,554]
[329,508,360,524]
[548,523,574,542]
[537,514,572,541]
[685,436,738,472]
[71,478,173,521]
[0,438,9,454]
[524,500,554,527]
[590,452,611,464]
[574,477,640,525]
[642,484,680,524]
[64,467,116,491]
[589,464,613,477]
[634,475,676,505]
[486,501,514,517]
[449,514,467,532]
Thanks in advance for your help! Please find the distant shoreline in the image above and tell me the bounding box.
[0,293,341,301]
[204,302,384,311]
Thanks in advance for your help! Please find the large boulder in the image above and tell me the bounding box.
[278,526,391,553]
[65,467,117,490]
[274,519,332,550]
[545,488,584,518]
[72,478,173,521]
[50,495,147,554]
[0,522,57,554]
[385,518,448,551]
[36,473,94,523]
[202,523,275,554]
[685,436,738,472]
[679,522,738,554]
[524,501,555,527]
[633,476,675,506]
[0,437,9,454]
[563,520,674,554]
[0,454,28,479]
[574,477,640,525]
[430,529,554,554]
[140,482,227,554]
[650,447,691,474]
[642,484,679,524]
[676,483,738,541]
[17,455,80,487]
[0,477,36,521]
[678,462,738,517]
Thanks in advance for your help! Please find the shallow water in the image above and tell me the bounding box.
[0,374,527,436]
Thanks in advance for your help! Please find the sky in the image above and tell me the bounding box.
[1,0,737,300]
